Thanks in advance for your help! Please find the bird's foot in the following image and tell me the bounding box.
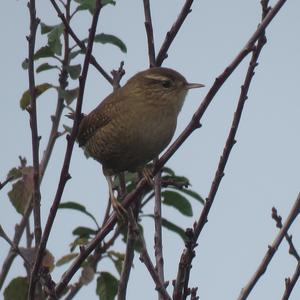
[111,195,127,220]
[142,166,154,186]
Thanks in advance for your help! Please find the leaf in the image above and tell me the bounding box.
[107,251,125,275]
[161,166,175,176]
[94,33,127,53]
[6,167,22,181]
[4,277,28,300]
[21,59,29,70]
[72,226,97,237]
[143,214,187,241]
[47,24,64,55]
[101,0,116,6]
[7,167,34,215]
[66,64,81,80]
[58,201,99,227]
[56,253,78,267]
[20,83,53,110]
[34,46,55,60]
[75,0,96,13]
[179,188,205,205]
[40,22,57,34]
[162,190,193,216]
[58,87,79,105]
[70,237,89,252]
[36,63,58,73]
[96,272,118,300]
[69,49,84,60]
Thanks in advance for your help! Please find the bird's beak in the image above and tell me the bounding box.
[186,82,205,89]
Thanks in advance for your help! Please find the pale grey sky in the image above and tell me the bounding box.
[1,1,300,299]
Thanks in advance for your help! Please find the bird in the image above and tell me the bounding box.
[77,67,204,213]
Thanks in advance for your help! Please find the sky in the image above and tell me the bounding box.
[1,0,300,299]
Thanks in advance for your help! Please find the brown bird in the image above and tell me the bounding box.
[77,67,204,212]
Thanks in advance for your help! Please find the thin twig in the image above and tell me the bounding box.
[28,1,104,298]
[154,167,166,299]
[50,0,113,85]
[282,262,300,300]
[53,1,287,294]
[117,216,136,300]
[238,193,300,300]
[143,0,156,67]
[127,210,171,300]
[0,176,14,190]
[27,0,42,249]
[155,0,194,66]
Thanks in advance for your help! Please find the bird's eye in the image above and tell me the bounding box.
[161,80,173,88]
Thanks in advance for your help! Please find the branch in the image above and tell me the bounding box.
[238,193,300,300]
[50,0,113,85]
[28,1,104,297]
[117,216,136,300]
[153,167,166,298]
[53,0,287,294]
[155,0,194,66]
[27,0,42,248]
[143,0,156,67]
[0,176,14,191]
[173,4,269,298]
[282,262,300,300]
[128,210,171,300]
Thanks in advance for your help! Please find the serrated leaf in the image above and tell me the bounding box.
[70,49,84,60]
[36,63,58,73]
[58,87,79,105]
[66,64,81,79]
[162,190,193,216]
[179,188,205,205]
[20,83,53,110]
[4,277,28,300]
[58,201,99,227]
[56,253,78,267]
[48,24,64,55]
[96,272,118,300]
[40,22,57,34]
[94,33,127,53]
[72,226,97,237]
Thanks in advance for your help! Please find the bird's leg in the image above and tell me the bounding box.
[105,175,127,217]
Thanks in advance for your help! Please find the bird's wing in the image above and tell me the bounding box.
[77,107,111,147]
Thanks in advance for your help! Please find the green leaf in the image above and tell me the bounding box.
[70,237,89,252]
[34,46,55,60]
[179,188,205,205]
[161,166,175,176]
[4,277,28,300]
[58,201,99,227]
[72,226,97,237]
[58,87,79,105]
[40,22,57,34]
[143,214,187,242]
[66,64,81,79]
[162,190,193,216]
[36,63,58,73]
[101,0,116,6]
[94,33,127,53]
[75,0,96,13]
[56,253,78,267]
[70,49,84,60]
[6,167,22,181]
[21,59,29,70]
[107,251,125,275]
[96,272,118,300]
[7,167,34,215]
[47,24,64,55]
[20,83,53,110]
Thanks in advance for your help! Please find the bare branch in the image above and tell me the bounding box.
[153,167,166,299]
[0,176,14,190]
[27,0,42,248]
[53,0,287,294]
[143,0,156,67]
[156,0,194,66]
[238,193,300,300]
[282,262,300,300]
[28,0,104,297]
[50,0,113,85]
